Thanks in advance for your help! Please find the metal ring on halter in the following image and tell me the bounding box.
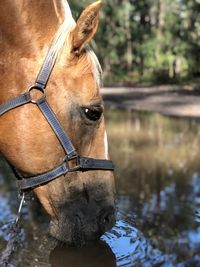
[28,85,46,104]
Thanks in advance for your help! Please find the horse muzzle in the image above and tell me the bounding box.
[49,203,115,246]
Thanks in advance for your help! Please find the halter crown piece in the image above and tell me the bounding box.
[0,20,114,191]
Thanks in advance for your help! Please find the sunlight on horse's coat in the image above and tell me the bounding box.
[104,131,109,160]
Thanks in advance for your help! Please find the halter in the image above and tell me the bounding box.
[0,20,114,191]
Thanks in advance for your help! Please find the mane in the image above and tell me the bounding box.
[57,0,103,87]
[86,47,103,88]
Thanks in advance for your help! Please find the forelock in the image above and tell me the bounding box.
[86,46,103,88]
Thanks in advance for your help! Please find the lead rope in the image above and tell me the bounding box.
[0,193,25,267]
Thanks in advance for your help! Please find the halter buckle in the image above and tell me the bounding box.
[63,155,81,172]
[28,85,46,104]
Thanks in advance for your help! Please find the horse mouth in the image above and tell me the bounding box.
[71,215,85,246]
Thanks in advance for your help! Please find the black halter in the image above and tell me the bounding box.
[0,20,114,191]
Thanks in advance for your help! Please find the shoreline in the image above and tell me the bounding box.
[101,86,200,120]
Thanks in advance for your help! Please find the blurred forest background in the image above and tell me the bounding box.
[71,0,200,85]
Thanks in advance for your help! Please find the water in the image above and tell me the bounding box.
[0,109,200,266]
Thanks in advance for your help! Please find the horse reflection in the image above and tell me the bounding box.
[50,240,116,267]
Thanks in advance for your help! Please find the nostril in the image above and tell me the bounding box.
[103,214,111,224]
[83,184,90,203]
[99,210,115,234]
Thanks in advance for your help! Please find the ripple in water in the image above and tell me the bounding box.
[101,215,200,267]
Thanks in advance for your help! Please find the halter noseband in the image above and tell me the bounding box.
[0,20,114,191]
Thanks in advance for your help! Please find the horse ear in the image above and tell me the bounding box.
[71,0,102,56]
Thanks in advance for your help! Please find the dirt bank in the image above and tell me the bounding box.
[101,85,200,119]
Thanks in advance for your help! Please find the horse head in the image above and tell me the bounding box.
[0,0,115,246]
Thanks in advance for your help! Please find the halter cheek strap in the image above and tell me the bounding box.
[0,20,114,191]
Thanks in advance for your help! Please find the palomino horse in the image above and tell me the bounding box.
[0,0,115,245]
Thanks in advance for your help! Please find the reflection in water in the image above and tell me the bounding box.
[105,109,200,266]
[50,241,116,267]
[0,109,200,266]
[102,218,178,266]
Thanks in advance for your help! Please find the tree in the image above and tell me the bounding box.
[71,0,200,84]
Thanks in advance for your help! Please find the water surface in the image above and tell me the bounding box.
[0,109,200,266]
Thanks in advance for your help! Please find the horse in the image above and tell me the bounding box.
[0,0,115,246]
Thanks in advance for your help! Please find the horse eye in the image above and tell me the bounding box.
[82,106,103,121]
